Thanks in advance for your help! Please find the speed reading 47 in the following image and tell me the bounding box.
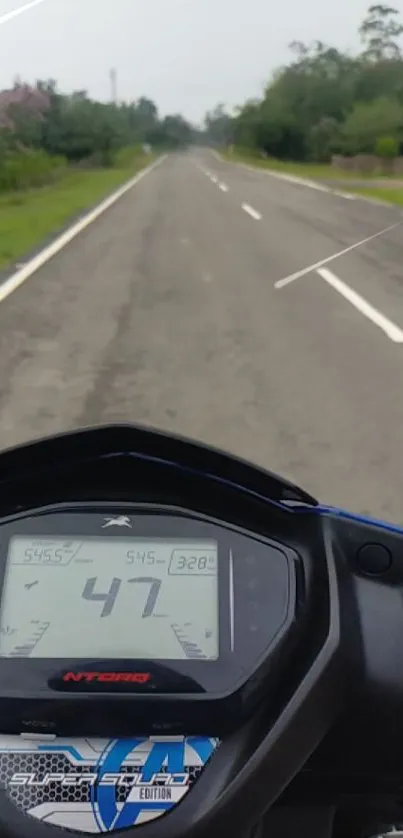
[82,577,161,619]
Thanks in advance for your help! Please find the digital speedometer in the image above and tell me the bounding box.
[0,507,298,737]
[0,537,219,660]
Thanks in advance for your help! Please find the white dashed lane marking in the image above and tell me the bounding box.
[242,203,262,221]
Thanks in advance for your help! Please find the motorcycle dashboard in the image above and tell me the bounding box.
[0,427,403,838]
[0,506,299,737]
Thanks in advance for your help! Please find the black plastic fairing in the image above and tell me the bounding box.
[283,512,403,798]
[0,514,343,838]
[0,424,317,512]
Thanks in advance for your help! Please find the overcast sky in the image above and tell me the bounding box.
[0,0,403,123]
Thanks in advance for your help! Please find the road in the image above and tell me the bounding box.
[0,148,402,523]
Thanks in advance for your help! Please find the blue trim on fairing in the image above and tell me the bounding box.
[308,504,403,535]
[117,452,403,534]
[88,451,403,539]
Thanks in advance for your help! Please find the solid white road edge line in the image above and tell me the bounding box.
[260,169,354,200]
[242,203,262,221]
[275,220,402,289]
[219,183,229,192]
[213,151,402,204]
[317,267,403,344]
[0,0,48,26]
[216,152,334,195]
[262,169,330,192]
[332,190,356,200]
[0,154,167,305]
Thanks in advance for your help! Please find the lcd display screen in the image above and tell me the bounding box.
[0,537,219,660]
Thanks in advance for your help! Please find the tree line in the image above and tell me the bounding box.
[0,80,193,191]
[204,4,403,162]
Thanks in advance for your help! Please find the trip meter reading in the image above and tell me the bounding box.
[0,537,218,660]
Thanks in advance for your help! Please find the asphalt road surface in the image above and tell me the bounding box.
[0,148,403,523]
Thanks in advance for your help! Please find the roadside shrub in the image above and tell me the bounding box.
[375,135,400,159]
[113,144,144,168]
[0,148,66,192]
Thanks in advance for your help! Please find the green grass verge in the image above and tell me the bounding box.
[222,149,403,207]
[222,149,401,181]
[346,186,403,206]
[0,151,157,271]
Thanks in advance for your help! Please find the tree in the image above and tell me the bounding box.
[309,117,343,161]
[232,100,261,148]
[135,97,159,142]
[342,96,403,153]
[160,115,192,148]
[0,80,193,164]
[354,57,403,103]
[228,40,357,161]
[359,4,403,60]
[375,134,400,157]
[207,4,403,162]
[205,104,233,146]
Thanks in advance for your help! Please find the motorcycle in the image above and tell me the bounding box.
[0,422,401,838]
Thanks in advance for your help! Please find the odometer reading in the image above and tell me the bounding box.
[0,537,218,660]
[169,549,217,575]
[18,541,82,566]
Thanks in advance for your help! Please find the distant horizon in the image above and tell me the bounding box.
[0,75,207,128]
[0,0,402,122]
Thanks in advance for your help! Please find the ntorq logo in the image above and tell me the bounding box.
[62,671,152,684]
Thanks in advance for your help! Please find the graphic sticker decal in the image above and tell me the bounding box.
[0,735,219,832]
